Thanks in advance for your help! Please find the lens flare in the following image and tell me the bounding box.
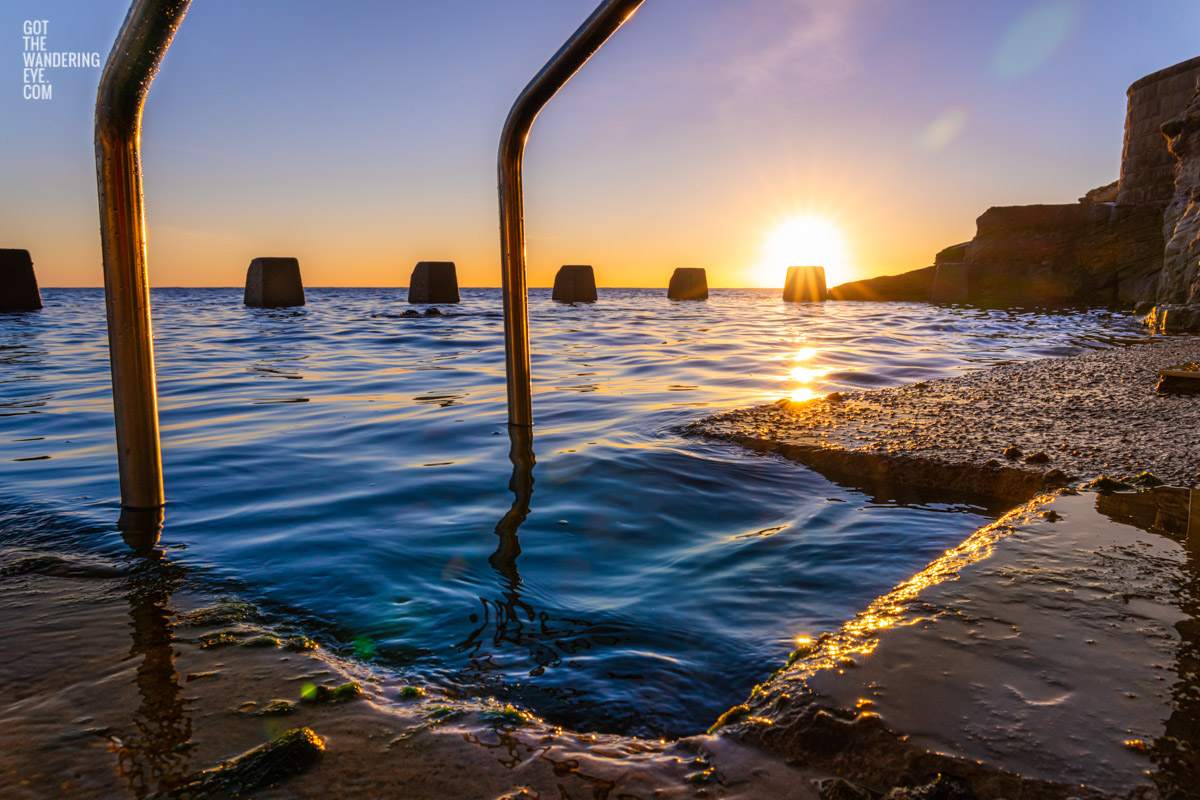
[756,214,851,288]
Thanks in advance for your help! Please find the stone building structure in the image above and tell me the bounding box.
[1118,55,1200,207]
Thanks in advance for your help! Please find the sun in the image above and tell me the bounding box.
[754,215,852,289]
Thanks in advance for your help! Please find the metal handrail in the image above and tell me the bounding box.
[95,0,192,510]
[498,0,644,427]
[94,0,639,510]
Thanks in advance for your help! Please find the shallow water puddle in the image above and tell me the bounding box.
[741,488,1199,797]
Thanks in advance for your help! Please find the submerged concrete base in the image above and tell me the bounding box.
[0,249,42,311]
[408,262,460,304]
[245,257,305,308]
[782,266,827,302]
[667,268,708,300]
[552,264,597,303]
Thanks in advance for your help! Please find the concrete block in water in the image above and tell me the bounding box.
[552,264,597,303]
[0,249,42,311]
[930,262,970,303]
[245,257,305,307]
[667,268,708,300]
[408,261,460,304]
[782,266,827,302]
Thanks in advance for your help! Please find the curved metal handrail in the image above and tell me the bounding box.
[95,0,640,509]
[498,0,644,427]
[95,0,192,510]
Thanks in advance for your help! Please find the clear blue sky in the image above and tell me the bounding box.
[4,0,1200,287]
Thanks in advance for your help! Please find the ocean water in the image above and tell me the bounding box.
[0,288,1155,738]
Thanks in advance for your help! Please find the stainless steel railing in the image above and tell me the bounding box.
[498,0,644,427]
[96,0,192,510]
[95,0,641,510]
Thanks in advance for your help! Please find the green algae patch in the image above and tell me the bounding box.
[398,685,425,700]
[1128,470,1164,488]
[177,598,258,627]
[786,637,818,666]
[885,773,973,799]
[242,634,281,648]
[234,699,296,717]
[425,705,458,721]
[480,703,534,728]
[163,727,323,799]
[1082,476,1136,492]
[300,681,363,704]
[284,636,319,652]
[199,631,242,649]
[707,704,751,734]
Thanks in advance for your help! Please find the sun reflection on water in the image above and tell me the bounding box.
[779,345,833,403]
[776,497,1055,682]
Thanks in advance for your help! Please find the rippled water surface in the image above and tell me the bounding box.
[0,289,1155,737]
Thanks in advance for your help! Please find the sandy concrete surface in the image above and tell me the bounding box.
[687,337,1200,503]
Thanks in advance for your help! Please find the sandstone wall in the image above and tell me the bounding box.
[1156,79,1200,305]
[1117,55,1200,207]
[964,203,1163,306]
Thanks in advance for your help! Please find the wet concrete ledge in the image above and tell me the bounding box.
[685,337,1200,505]
[713,488,1199,800]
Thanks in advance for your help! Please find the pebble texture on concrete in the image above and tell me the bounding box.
[689,337,1200,499]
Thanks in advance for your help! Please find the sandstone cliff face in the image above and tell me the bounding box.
[965,202,1163,306]
[1157,80,1200,305]
[827,265,935,302]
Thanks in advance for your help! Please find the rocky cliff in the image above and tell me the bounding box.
[962,201,1163,306]
[1156,79,1200,308]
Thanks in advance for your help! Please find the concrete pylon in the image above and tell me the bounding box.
[245,257,305,307]
[667,268,708,300]
[783,266,827,302]
[0,249,42,311]
[552,264,597,303]
[408,261,460,304]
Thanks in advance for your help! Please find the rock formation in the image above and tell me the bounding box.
[1156,79,1200,309]
[828,266,935,302]
[960,201,1163,306]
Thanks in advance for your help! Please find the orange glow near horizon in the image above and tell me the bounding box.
[754,214,852,289]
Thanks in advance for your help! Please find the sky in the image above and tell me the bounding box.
[4,0,1200,289]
